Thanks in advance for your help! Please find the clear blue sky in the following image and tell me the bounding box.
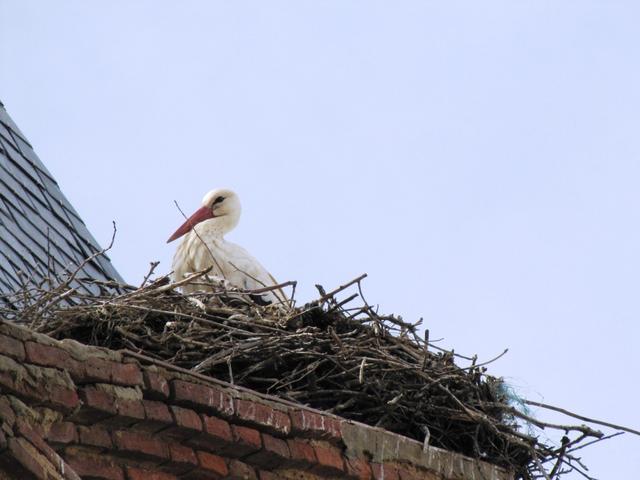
[2,1,639,477]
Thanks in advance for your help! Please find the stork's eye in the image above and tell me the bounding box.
[213,196,225,205]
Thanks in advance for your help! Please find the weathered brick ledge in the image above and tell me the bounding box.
[0,319,511,480]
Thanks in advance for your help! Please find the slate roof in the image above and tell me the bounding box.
[0,100,123,302]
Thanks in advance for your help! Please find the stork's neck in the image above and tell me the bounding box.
[196,213,239,238]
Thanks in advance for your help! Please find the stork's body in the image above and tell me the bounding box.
[168,189,286,304]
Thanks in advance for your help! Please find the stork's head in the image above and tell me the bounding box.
[167,188,242,243]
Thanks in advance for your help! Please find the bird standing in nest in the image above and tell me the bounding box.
[167,188,287,304]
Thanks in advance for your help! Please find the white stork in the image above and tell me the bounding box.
[167,188,287,304]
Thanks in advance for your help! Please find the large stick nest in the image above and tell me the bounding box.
[1,267,626,480]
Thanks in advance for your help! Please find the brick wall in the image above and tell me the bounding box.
[0,320,511,480]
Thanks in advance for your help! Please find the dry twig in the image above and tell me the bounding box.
[0,266,632,480]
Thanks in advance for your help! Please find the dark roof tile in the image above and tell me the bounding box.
[0,102,123,304]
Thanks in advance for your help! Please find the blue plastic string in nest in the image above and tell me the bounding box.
[495,380,537,436]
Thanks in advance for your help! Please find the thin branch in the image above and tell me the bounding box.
[525,400,640,436]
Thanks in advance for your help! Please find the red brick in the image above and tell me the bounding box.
[290,409,342,441]
[397,466,435,480]
[67,452,125,480]
[312,440,345,474]
[287,438,317,467]
[0,360,75,414]
[80,385,117,413]
[78,425,113,449]
[0,368,34,401]
[235,399,291,435]
[230,425,262,457]
[61,357,86,382]
[166,442,198,474]
[372,463,400,480]
[171,380,234,416]
[142,370,170,400]
[48,383,80,413]
[144,399,173,422]
[0,437,28,476]
[7,437,48,479]
[24,341,69,367]
[117,398,146,423]
[169,442,198,463]
[84,357,113,383]
[63,465,83,480]
[262,433,290,459]
[228,459,257,480]
[0,396,15,426]
[196,451,228,478]
[246,433,290,469]
[14,418,40,440]
[47,421,78,445]
[112,362,143,386]
[0,334,25,360]
[144,369,170,399]
[346,457,373,479]
[164,405,203,440]
[0,361,74,412]
[15,418,62,468]
[173,406,202,430]
[190,414,233,451]
[112,430,169,461]
[75,386,116,423]
[137,399,173,433]
[126,467,178,480]
[202,414,232,440]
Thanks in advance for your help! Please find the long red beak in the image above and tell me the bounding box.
[167,206,214,243]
